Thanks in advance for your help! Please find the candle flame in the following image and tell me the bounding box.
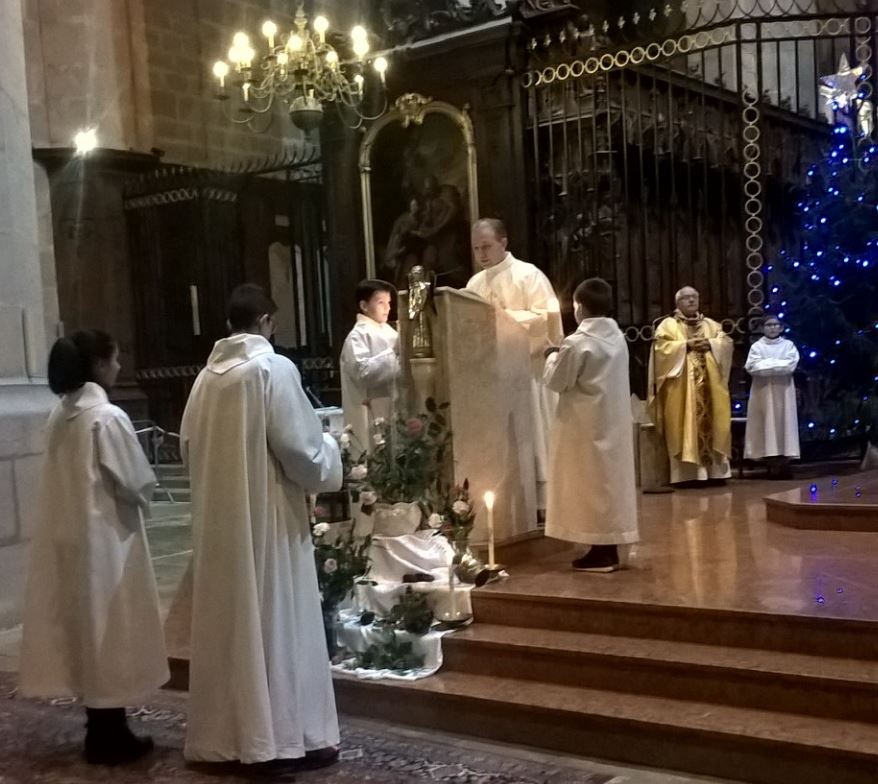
[484,491,495,510]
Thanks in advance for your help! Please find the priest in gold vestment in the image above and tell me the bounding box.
[648,287,733,484]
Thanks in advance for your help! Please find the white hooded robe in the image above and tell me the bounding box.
[466,253,559,507]
[744,336,800,459]
[181,333,342,763]
[19,382,168,708]
[340,314,399,455]
[543,318,639,546]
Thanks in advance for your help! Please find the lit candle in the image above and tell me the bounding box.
[547,297,564,346]
[448,562,456,618]
[484,491,496,568]
[314,15,329,44]
[261,20,277,49]
[212,61,229,90]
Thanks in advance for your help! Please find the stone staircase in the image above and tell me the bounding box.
[153,463,190,503]
[334,587,878,784]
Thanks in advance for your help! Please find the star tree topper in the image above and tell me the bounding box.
[819,54,873,137]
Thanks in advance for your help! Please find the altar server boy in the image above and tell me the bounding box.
[340,279,400,454]
[744,316,800,478]
[544,278,639,572]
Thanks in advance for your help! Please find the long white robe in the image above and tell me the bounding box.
[340,314,399,455]
[181,333,343,764]
[466,252,559,507]
[544,318,639,546]
[744,337,800,459]
[19,382,168,708]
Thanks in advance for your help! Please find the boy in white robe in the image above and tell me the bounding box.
[744,316,800,478]
[544,279,639,572]
[181,285,343,773]
[20,330,167,765]
[466,218,561,517]
[340,280,400,455]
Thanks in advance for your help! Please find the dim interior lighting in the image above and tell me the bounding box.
[73,128,98,155]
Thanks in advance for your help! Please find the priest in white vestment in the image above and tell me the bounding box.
[744,315,799,477]
[544,279,639,572]
[20,330,166,765]
[340,280,400,455]
[466,218,560,513]
[181,285,343,772]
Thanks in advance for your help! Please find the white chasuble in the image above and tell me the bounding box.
[340,314,400,455]
[19,382,168,708]
[181,333,342,764]
[543,318,639,546]
[744,336,800,459]
[466,253,559,506]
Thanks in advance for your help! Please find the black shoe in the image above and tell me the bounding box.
[84,708,154,765]
[295,747,340,771]
[572,546,620,573]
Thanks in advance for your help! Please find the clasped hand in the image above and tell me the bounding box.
[687,338,710,352]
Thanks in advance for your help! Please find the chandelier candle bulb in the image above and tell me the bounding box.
[374,56,388,84]
[314,15,329,43]
[212,60,229,89]
[261,20,277,49]
[484,491,496,568]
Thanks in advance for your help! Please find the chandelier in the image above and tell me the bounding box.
[212,5,388,133]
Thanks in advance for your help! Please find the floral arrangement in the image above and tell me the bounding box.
[347,399,451,511]
[429,479,477,553]
[311,521,372,611]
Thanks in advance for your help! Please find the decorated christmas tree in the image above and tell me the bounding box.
[768,100,878,445]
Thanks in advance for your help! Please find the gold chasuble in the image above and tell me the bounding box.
[648,311,733,483]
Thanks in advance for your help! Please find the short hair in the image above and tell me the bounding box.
[472,218,507,241]
[356,279,395,309]
[675,286,699,302]
[47,330,116,395]
[761,315,782,326]
[227,284,278,331]
[573,278,613,317]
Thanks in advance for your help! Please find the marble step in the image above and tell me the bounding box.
[471,589,878,659]
[443,624,878,723]
[333,669,878,784]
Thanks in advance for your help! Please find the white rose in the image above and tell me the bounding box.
[340,433,351,448]
[452,500,470,516]
[349,464,368,481]
[323,558,338,574]
[361,490,378,506]
[373,434,385,446]
[373,417,386,428]
[312,522,330,537]
[428,513,443,528]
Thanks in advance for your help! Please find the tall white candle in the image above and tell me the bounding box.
[484,491,496,568]
[448,562,456,617]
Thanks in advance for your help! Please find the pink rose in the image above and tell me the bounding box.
[313,506,328,517]
[406,417,424,435]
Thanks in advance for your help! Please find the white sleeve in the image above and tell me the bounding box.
[340,330,399,398]
[97,412,156,509]
[266,358,343,493]
[543,338,585,394]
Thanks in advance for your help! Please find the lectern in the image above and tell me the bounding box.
[397,287,538,544]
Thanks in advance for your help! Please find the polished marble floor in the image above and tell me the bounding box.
[499,475,878,621]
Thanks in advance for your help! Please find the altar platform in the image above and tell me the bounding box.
[161,475,878,784]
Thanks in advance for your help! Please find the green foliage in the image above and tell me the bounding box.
[362,399,451,506]
[380,587,434,635]
[354,628,425,671]
[312,524,371,611]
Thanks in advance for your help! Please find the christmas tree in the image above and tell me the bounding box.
[767,123,878,445]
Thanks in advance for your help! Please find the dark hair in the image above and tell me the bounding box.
[472,218,507,241]
[356,279,395,310]
[48,330,116,395]
[228,284,278,331]
[573,278,613,317]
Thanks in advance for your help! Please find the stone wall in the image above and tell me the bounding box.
[0,0,58,630]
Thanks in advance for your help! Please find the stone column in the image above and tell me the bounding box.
[0,0,57,630]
